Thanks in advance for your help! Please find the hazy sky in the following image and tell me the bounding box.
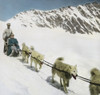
[0,0,99,21]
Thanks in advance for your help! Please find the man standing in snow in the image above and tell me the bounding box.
[3,23,13,53]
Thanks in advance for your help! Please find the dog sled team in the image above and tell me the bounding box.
[2,23,100,95]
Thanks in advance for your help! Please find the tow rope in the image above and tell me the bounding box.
[34,56,100,86]
[77,75,100,86]
[21,50,31,55]
[31,56,71,76]
[20,49,100,86]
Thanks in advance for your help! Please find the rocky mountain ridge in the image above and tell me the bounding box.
[12,2,100,34]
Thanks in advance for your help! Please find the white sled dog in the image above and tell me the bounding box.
[30,46,44,72]
[22,43,31,63]
[89,68,100,95]
[52,57,77,93]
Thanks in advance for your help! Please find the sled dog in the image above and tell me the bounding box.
[30,46,44,72]
[52,57,77,93]
[89,68,100,95]
[22,43,31,63]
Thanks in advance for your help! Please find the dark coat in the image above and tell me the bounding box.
[7,38,20,56]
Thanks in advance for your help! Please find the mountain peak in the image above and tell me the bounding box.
[10,2,100,34]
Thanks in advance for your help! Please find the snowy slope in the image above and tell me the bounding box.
[8,2,100,34]
[0,20,100,95]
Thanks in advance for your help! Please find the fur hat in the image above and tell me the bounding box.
[10,33,14,36]
[7,23,11,26]
[10,33,14,37]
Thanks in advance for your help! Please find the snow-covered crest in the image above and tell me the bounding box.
[8,2,100,34]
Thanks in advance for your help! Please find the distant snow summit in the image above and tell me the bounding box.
[10,2,100,34]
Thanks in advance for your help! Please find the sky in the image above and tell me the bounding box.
[0,0,100,21]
